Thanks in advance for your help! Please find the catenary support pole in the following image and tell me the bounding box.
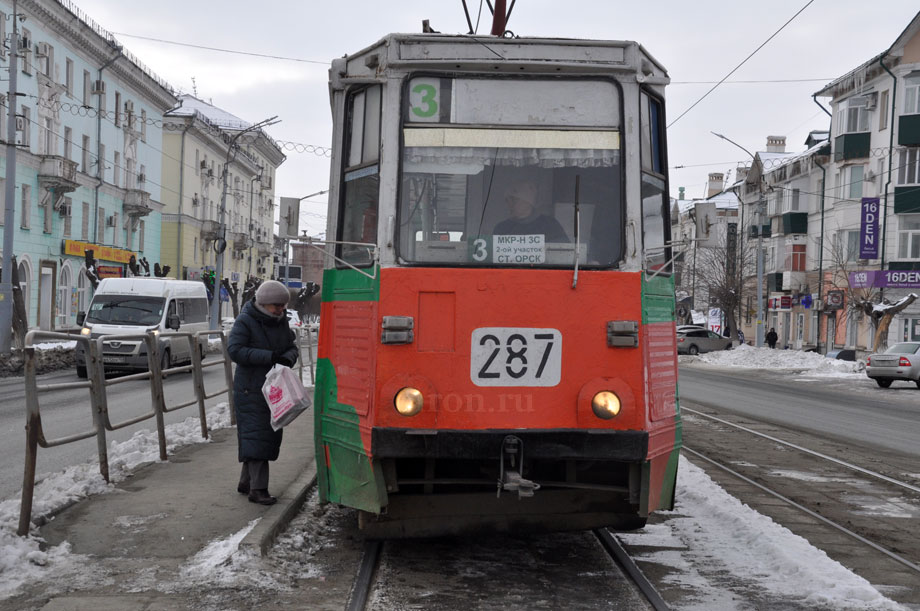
[1,0,20,354]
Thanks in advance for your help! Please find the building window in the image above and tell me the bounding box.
[113,151,120,187]
[195,149,200,175]
[82,135,90,172]
[114,92,121,127]
[21,184,31,228]
[97,207,104,243]
[843,165,864,199]
[194,237,198,263]
[141,109,147,141]
[82,201,89,240]
[902,318,920,341]
[42,117,54,155]
[837,95,869,134]
[898,147,920,185]
[113,212,119,246]
[83,70,91,106]
[65,58,74,96]
[64,127,72,161]
[906,75,920,116]
[897,214,920,259]
[789,244,806,271]
[20,106,30,150]
[838,230,859,262]
[42,192,52,233]
[139,220,145,251]
[879,89,890,130]
[0,12,6,59]
[63,197,72,237]
[21,28,31,74]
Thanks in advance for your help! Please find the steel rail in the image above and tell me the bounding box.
[594,528,670,611]
[345,540,382,611]
[682,406,920,494]
[683,446,920,574]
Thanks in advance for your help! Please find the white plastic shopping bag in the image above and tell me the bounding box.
[261,364,312,431]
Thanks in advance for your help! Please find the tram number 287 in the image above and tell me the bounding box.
[470,328,562,387]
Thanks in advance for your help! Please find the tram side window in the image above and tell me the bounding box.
[640,91,670,272]
[338,85,382,267]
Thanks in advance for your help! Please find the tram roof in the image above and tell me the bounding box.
[333,33,669,82]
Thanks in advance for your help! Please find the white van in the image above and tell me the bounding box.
[74,277,210,378]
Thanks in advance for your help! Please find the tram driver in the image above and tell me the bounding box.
[493,180,569,242]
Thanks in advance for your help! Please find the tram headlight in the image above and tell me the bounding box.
[591,391,621,419]
[394,387,424,417]
[80,327,91,336]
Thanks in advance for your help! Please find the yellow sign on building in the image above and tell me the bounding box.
[62,240,136,264]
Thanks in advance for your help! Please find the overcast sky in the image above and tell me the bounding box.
[71,0,919,237]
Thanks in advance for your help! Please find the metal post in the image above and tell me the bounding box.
[1,1,20,354]
[18,345,39,535]
[210,117,279,329]
[756,196,765,347]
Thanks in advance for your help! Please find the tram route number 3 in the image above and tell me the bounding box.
[470,328,562,387]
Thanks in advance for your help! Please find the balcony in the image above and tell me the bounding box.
[200,220,220,241]
[123,189,152,217]
[833,132,870,161]
[898,115,920,147]
[257,240,273,257]
[230,231,250,250]
[781,212,808,234]
[895,186,920,214]
[749,224,771,238]
[38,156,78,195]
[260,176,273,191]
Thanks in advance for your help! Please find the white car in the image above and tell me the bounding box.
[286,309,304,328]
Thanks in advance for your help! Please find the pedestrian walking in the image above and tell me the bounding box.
[227,280,299,505]
[765,327,778,349]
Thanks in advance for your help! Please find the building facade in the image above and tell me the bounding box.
[0,0,174,330]
[160,95,284,317]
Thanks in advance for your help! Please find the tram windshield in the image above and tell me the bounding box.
[398,78,623,268]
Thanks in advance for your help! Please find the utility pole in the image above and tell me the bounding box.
[0,1,20,354]
[210,116,279,329]
[712,132,766,347]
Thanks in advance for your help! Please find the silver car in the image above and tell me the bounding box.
[676,329,733,355]
[865,342,920,388]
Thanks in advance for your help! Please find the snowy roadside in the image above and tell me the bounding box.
[680,343,866,378]
[0,402,233,599]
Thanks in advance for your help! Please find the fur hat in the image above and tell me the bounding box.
[255,280,290,305]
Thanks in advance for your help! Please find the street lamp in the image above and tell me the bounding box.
[210,116,280,329]
[712,131,766,347]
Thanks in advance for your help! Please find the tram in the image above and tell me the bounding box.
[312,31,680,537]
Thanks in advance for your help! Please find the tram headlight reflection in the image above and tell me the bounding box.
[591,391,621,419]
[394,387,424,416]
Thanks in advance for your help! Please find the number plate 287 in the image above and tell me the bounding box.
[470,328,561,387]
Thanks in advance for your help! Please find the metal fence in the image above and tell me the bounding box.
[17,329,234,537]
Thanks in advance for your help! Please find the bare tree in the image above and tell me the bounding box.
[854,294,918,353]
[691,228,757,342]
[10,256,28,349]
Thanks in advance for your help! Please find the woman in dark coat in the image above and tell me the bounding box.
[227,280,299,505]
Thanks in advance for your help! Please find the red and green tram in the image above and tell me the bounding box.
[312,33,680,537]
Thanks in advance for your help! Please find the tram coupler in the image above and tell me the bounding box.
[497,435,540,499]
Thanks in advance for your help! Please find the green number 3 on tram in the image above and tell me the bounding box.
[411,83,439,118]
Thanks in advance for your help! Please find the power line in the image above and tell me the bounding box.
[112,32,327,65]
[671,78,831,85]
[667,0,816,129]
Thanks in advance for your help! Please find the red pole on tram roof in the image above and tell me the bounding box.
[490,0,507,35]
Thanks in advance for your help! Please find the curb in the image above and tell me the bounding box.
[239,467,317,556]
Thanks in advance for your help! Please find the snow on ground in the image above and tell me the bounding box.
[619,456,903,610]
[0,402,232,599]
[682,343,865,378]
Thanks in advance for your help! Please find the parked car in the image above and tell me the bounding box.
[826,349,856,361]
[286,309,304,329]
[865,342,920,388]
[677,328,733,355]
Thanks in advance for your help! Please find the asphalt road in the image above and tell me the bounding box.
[678,365,920,457]
[0,362,233,501]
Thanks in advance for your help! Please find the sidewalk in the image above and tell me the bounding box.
[20,395,317,611]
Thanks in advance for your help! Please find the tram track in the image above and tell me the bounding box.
[679,402,920,606]
[345,529,669,610]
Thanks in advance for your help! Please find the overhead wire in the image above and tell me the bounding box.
[667,0,816,129]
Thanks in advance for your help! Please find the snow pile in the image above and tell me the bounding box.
[684,343,863,376]
[0,402,232,599]
[620,457,902,610]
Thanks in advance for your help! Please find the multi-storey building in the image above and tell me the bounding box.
[0,0,175,330]
[809,10,920,352]
[160,95,284,314]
